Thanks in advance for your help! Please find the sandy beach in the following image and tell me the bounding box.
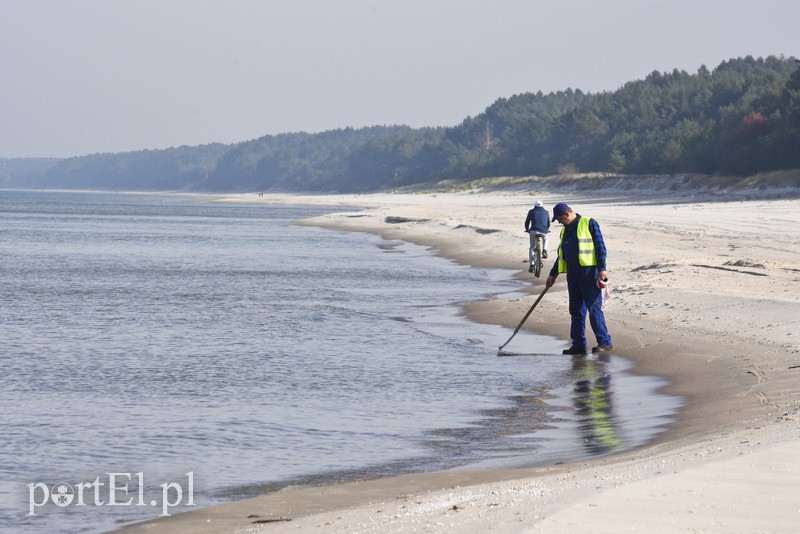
[123,177,800,533]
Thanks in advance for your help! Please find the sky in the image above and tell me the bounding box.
[1,0,797,159]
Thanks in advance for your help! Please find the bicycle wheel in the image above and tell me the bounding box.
[533,237,542,277]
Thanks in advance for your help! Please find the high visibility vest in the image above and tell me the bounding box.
[557,216,597,273]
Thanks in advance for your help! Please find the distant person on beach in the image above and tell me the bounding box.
[524,200,550,272]
[545,202,613,355]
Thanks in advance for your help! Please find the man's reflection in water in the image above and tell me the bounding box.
[571,354,624,454]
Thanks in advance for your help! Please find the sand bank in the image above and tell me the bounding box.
[123,185,800,533]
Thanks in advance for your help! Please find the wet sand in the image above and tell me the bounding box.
[122,182,800,533]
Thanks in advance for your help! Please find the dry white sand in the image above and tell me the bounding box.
[122,182,800,533]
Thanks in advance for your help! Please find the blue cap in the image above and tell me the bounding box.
[551,202,570,221]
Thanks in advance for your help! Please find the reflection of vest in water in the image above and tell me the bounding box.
[585,380,623,451]
[557,216,597,273]
[574,360,623,452]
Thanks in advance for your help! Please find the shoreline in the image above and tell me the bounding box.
[121,188,800,533]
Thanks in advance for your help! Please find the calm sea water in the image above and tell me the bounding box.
[0,190,682,533]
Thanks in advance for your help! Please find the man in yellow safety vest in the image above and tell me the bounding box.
[545,202,613,355]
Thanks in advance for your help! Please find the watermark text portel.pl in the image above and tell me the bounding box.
[27,472,195,517]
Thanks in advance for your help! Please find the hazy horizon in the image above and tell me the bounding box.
[2,0,797,159]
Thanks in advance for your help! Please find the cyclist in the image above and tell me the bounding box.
[524,200,550,272]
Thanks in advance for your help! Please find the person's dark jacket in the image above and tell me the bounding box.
[525,206,550,234]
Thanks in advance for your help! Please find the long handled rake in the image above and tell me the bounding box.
[497,285,549,353]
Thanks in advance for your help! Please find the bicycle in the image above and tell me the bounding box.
[528,231,546,278]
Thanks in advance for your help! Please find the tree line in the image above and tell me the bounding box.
[3,55,798,192]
